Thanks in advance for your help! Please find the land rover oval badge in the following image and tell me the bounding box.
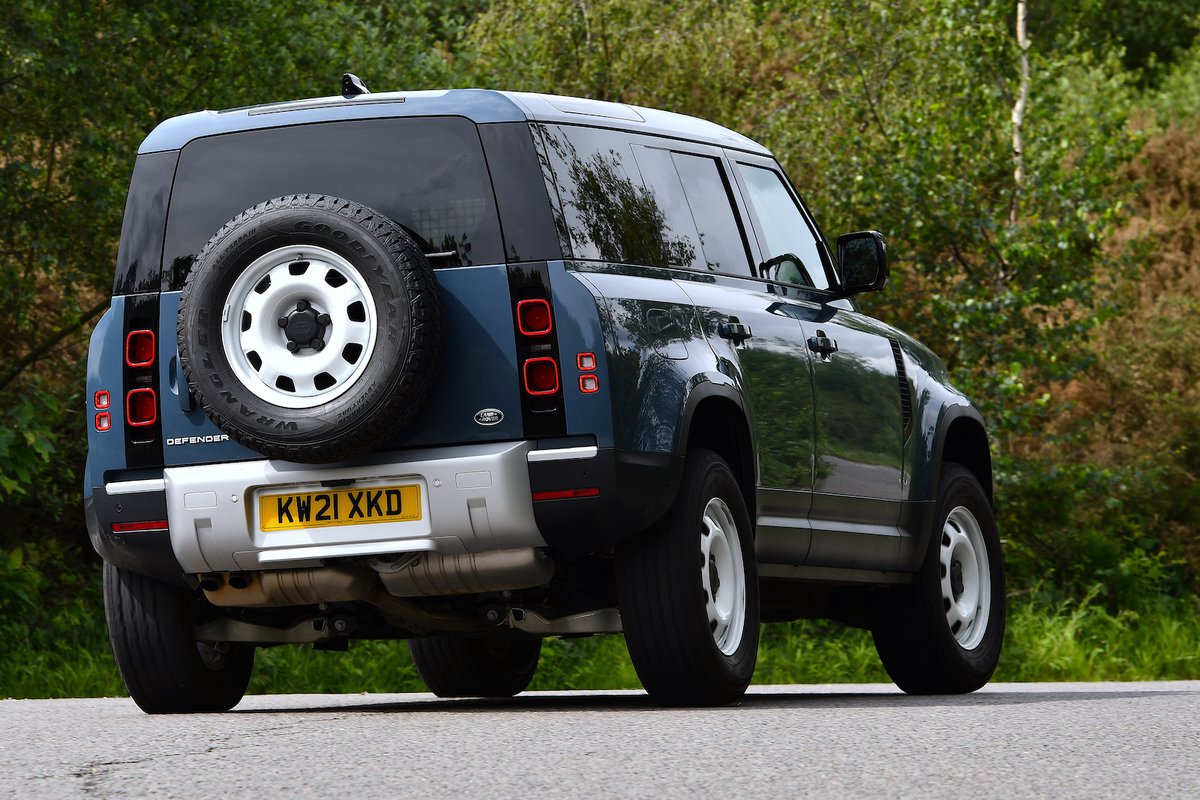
[474,408,504,426]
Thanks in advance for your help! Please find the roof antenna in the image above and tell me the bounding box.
[342,73,370,98]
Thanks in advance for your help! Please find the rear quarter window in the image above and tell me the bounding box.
[162,117,504,289]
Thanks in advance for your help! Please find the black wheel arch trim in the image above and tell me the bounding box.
[929,403,993,504]
[676,376,756,524]
[904,402,993,570]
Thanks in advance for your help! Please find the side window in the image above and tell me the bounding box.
[671,153,753,276]
[540,125,694,266]
[735,163,830,290]
[630,147,702,269]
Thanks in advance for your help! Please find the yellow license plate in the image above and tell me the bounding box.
[258,484,422,532]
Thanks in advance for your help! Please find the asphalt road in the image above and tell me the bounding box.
[2,682,1198,799]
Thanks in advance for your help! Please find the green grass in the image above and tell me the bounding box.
[2,588,1198,699]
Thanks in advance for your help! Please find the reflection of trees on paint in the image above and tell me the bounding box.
[813,350,903,471]
[540,126,696,267]
[739,343,815,491]
[604,297,695,452]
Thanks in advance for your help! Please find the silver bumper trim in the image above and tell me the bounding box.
[105,478,166,495]
[165,441,545,573]
[526,445,598,462]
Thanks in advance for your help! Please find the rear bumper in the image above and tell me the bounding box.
[87,440,680,581]
[164,441,544,573]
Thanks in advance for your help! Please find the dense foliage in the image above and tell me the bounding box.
[2,1,1198,694]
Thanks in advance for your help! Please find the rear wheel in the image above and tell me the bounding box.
[616,449,759,706]
[103,563,254,713]
[408,635,541,698]
[872,463,1005,693]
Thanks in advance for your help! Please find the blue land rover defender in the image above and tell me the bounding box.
[86,82,1004,712]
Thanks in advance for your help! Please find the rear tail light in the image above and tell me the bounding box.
[95,412,111,432]
[579,374,599,393]
[125,329,156,367]
[517,299,553,336]
[94,390,110,409]
[523,357,559,396]
[577,352,596,371]
[126,388,158,427]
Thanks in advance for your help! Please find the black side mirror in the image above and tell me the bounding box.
[836,230,888,296]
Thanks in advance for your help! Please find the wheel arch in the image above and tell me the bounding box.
[932,405,993,506]
[678,382,756,526]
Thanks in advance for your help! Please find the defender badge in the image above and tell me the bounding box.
[474,408,504,426]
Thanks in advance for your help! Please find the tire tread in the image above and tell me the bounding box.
[178,194,444,463]
[104,563,253,713]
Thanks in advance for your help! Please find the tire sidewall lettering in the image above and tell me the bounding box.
[179,195,441,460]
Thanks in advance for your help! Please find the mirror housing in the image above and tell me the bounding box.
[836,230,888,296]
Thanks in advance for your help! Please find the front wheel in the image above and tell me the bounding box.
[103,563,254,713]
[871,463,1005,693]
[616,449,759,706]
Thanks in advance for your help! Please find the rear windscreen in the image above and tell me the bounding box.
[161,116,504,289]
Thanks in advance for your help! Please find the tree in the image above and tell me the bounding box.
[0,0,457,526]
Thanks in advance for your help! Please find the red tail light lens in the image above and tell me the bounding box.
[579,374,599,393]
[126,388,157,427]
[517,299,553,336]
[125,330,156,367]
[95,412,111,432]
[523,357,559,396]
[94,390,111,409]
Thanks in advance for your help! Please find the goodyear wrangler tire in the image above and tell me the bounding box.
[179,194,443,463]
[104,562,253,714]
[616,448,759,706]
[871,463,1006,694]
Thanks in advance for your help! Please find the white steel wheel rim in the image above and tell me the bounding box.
[700,496,747,656]
[940,505,991,650]
[220,245,378,409]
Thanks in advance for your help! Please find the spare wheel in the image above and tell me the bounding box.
[178,194,443,463]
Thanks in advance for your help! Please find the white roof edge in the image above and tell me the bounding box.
[501,91,771,155]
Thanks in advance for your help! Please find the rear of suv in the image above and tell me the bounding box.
[86,83,1004,712]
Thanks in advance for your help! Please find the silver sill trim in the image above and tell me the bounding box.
[105,478,166,495]
[527,445,598,463]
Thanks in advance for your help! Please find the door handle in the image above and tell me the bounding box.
[718,316,752,343]
[807,333,838,356]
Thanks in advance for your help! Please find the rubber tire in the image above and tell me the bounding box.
[872,463,1006,694]
[103,563,254,713]
[178,194,444,464]
[408,635,542,698]
[616,448,759,706]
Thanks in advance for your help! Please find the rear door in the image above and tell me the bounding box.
[627,144,821,566]
[729,157,906,571]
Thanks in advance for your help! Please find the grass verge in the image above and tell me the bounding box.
[2,583,1198,699]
